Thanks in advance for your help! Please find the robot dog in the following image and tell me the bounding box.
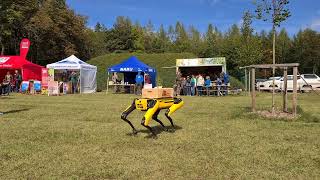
[121,97,184,136]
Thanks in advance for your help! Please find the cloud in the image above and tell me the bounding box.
[310,19,320,29]
[200,0,221,6]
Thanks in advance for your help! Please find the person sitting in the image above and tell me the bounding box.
[2,79,10,95]
[135,72,144,95]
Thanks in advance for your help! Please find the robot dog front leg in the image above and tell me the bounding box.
[141,100,160,136]
[121,99,138,134]
[165,98,184,130]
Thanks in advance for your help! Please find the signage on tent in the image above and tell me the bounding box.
[20,38,30,59]
[0,57,10,63]
[120,68,133,72]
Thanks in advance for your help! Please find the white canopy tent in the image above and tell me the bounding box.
[46,55,97,93]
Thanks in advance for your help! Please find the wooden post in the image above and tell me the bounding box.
[251,68,256,112]
[292,67,298,115]
[244,68,247,92]
[283,67,288,112]
[248,69,251,94]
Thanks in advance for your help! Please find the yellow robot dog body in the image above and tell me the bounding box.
[121,97,184,136]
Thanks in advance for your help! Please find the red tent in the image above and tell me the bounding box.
[0,56,43,81]
[0,38,43,81]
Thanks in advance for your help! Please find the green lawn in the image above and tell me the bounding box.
[0,93,319,179]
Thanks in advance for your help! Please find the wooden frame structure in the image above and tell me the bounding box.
[243,63,299,116]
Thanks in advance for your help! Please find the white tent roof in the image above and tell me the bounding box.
[46,55,97,70]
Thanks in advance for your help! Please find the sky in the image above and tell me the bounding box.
[66,0,320,36]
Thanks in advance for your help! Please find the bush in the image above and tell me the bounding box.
[230,76,245,90]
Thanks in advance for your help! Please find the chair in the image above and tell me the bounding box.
[21,81,29,93]
[34,81,41,93]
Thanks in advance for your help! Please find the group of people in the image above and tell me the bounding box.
[111,72,152,95]
[0,70,22,95]
[175,71,230,96]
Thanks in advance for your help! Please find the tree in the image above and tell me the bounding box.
[276,28,291,64]
[188,25,204,56]
[289,29,320,74]
[238,11,263,66]
[254,0,291,114]
[174,21,190,52]
[105,16,135,52]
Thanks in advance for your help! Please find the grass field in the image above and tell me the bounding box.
[0,93,320,179]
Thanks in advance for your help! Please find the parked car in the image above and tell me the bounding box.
[279,75,301,91]
[300,74,320,91]
[257,76,282,91]
[279,74,320,92]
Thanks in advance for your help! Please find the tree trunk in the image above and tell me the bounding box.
[1,43,4,55]
[272,25,276,115]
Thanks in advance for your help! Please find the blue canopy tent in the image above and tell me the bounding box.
[107,56,157,93]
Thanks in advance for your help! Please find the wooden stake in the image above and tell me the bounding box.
[251,68,256,112]
[283,67,288,112]
[292,66,298,115]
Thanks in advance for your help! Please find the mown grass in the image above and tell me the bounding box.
[0,93,319,179]
[87,53,196,90]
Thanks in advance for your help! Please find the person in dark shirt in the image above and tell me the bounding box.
[14,70,22,92]
[69,71,79,93]
[135,72,144,95]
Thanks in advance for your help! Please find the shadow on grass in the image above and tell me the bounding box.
[125,125,183,138]
[0,96,14,100]
[2,108,30,114]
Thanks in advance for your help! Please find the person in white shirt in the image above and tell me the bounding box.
[196,74,204,96]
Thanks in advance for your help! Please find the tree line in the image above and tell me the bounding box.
[1,0,319,79]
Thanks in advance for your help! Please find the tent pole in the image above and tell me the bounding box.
[106,72,109,94]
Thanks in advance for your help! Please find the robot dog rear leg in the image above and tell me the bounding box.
[152,110,167,130]
[121,99,138,134]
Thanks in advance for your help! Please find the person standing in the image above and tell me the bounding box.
[223,72,230,96]
[70,71,79,93]
[181,77,187,95]
[186,76,191,96]
[216,77,222,96]
[175,70,182,96]
[205,76,211,96]
[112,72,119,93]
[14,70,22,92]
[196,74,204,96]
[4,72,13,94]
[135,72,144,95]
[190,75,197,96]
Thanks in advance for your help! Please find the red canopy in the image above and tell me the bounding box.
[0,56,43,81]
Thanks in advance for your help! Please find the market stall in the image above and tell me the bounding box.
[107,56,157,93]
[0,38,43,81]
[176,57,227,78]
[46,55,97,94]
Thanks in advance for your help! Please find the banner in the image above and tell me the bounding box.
[41,68,49,90]
[48,81,59,96]
[20,38,30,59]
[176,57,226,67]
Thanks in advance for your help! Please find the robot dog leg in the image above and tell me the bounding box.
[165,98,184,130]
[141,100,159,136]
[121,99,138,134]
[152,109,169,131]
